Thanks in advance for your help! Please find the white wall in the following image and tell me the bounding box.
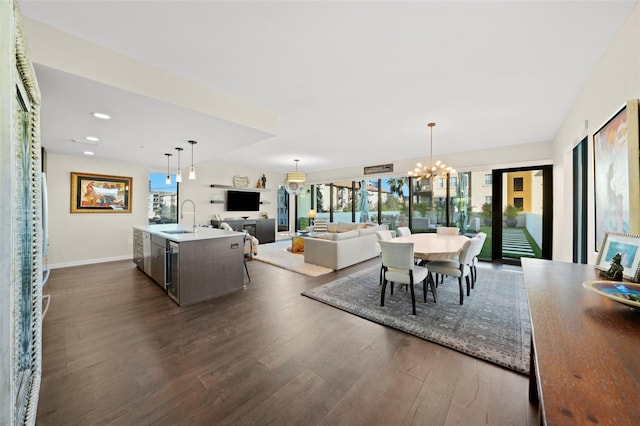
[177,161,278,225]
[552,3,640,262]
[46,154,278,268]
[46,153,149,268]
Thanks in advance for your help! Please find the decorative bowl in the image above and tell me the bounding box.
[583,280,640,309]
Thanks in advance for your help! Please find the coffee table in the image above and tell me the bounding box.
[289,231,316,253]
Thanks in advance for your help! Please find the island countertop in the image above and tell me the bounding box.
[134,224,243,243]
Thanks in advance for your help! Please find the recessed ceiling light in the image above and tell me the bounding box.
[83,151,95,156]
[85,136,99,142]
[92,112,110,120]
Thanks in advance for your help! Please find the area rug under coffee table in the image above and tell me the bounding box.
[254,240,334,277]
[302,265,531,374]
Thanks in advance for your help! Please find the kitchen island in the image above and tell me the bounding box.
[133,224,245,306]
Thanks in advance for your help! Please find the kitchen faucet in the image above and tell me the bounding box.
[180,199,197,232]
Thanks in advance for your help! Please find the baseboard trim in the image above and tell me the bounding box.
[49,255,132,270]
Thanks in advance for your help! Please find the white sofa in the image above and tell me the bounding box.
[303,223,386,270]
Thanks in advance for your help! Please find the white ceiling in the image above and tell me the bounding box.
[18,0,638,174]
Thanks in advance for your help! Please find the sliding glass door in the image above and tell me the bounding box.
[492,166,553,265]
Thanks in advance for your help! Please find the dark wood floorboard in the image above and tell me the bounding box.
[36,257,538,425]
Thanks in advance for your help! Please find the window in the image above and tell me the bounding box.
[485,196,492,204]
[484,174,492,186]
[514,177,524,192]
[514,197,524,210]
[450,176,458,188]
[149,172,178,223]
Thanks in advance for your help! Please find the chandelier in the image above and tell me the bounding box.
[408,122,454,181]
[284,159,306,195]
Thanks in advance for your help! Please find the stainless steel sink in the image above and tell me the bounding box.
[162,230,194,234]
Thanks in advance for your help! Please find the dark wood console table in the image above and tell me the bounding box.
[522,258,640,425]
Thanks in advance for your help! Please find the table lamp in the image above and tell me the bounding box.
[307,209,317,226]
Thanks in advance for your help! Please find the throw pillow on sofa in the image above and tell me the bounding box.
[358,225,382,236]
[332,229,359,241]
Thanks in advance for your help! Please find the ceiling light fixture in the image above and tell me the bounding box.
[92,112,110,120]
[408,122,454,183]
[175,147,183,183]
[188,140,197,180]
[83,151,94,156]
[285,159,305,195]
[85,136,99,142]
[165,153,173,185]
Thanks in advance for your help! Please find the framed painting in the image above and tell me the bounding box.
[593,99,640,251]
[595,231,640,282]
[70,172,132,213]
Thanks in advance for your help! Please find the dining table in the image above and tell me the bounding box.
[391,233,470,261]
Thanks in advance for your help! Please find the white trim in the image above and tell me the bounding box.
[49,255,132,270]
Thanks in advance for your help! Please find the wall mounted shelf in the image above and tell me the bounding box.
[210,184,270,192]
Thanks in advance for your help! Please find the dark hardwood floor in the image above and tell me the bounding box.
[37,257,538,425]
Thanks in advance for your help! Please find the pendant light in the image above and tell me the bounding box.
[175,147,183,183]
[164,153,173,185]
[188,140,197,180]
[284,159,306,195]
[408,122,455,182]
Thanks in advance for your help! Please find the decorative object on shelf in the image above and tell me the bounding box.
[211,183,270,192]
[164,153,173,184]
[582,281,640,309]
[70,172,132,213]
[188,140,197,180]
[593,100,640,251]
[285,159,305,195]
[233,175,250,187]
[174,147,183,183]
[261,173,267,189]
[256,180,262,188]
[408,122,455,188]
[260,211,268,219]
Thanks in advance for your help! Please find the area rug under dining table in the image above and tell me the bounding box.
[302,265,531,374]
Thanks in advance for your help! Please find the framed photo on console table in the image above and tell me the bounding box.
[593,99,640,251]
[595,231,640,282]
[70,172,132,213]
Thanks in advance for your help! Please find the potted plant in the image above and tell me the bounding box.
[481,202,493,226]
[504,204,519,227]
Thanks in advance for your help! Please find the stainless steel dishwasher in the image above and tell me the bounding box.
[166,241,180,303]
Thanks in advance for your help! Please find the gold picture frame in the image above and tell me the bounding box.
[70,172,132,213]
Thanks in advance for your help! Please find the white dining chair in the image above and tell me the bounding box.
[396,226,411,236]
[376,230,395,285]
[425,239,476,305]
[379,241,437,315]
[436,226,459,235]
[470,232,487,288]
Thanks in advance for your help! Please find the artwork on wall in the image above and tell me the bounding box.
[595,231,640,282]
[70,172,132,213]
[593,99,640,251]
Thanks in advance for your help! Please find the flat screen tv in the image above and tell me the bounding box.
[227,190,260,211]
